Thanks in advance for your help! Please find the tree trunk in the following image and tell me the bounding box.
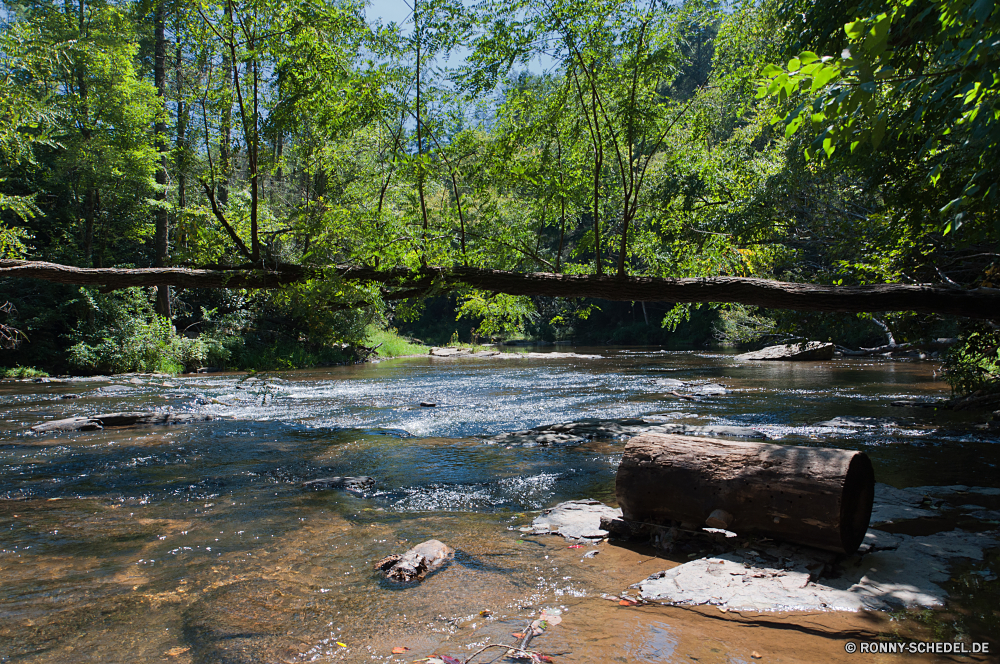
[218,1,233,207]
[2,262,1000,319]
[175,38,186,210]
[615,433,875,554]
[154,2,171,316]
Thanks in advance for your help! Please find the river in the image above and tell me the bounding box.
[1,349,997,663]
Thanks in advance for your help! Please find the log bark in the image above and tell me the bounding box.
[2,260,1000,318]
[615,433,875,554]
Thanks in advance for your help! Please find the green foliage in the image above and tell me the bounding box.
[364,326,426,357]
[760,0,1000,234]
[457,291,537,340]
[945,326,1000,396]
[0,365,49,378]
[67,288,229,374]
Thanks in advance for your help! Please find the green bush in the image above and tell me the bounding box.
[944,326,1000,396]
[0,366,49,378]
[67,288,231,374]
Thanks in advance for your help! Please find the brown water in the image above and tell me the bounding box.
[1,349,998,663]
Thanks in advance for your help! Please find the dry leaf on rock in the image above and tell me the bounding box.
[392,646,410,654]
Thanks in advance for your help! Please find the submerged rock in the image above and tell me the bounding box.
[524,499,621,540]
[302,476,374,492]
[735,341,835,361]
[375,539,454,582]
[96,384,135,394]
[31,411,214,433]
[485,416,765,446]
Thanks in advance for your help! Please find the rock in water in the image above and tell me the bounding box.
[303,476,374,492]
[526,499,622,540]
[735,341,835,361]
[376,539,454,582]
[31,411,214,433]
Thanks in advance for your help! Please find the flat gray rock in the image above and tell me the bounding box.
[429,347,472,357]
[735,341,835,361]
[639,528,998,611]
[96,384,135,394]
[870,482,936,524]
[525,499,621,540]
[31,411,214,433]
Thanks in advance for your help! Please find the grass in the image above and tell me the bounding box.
[1,366,50,379]
[365,326,428,358]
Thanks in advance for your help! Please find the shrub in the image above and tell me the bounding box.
[944,326,1000,396]
[0,366,49,378]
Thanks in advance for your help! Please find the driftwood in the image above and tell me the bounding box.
[615,433,875,554]
[3,260,1000,318]
[735,341,835,361]
[374,539,454,582]
[31,411,214,433]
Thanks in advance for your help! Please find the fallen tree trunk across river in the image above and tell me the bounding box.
[2,260,1000,318]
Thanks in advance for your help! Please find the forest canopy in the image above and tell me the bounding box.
[0,0,998,379]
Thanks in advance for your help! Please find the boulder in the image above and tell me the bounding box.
[375,539,454,582]
[31,411,214,433]
[735,341,835,361]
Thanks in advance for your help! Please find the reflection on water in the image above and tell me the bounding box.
[1,349,997,663]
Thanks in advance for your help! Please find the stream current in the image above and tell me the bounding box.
[1,349,998,663]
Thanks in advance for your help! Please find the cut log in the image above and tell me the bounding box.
[615,433,875,554]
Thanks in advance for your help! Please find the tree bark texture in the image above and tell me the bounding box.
[3,261,1000,319]
[615,433,875,554]
[154,2,171,316]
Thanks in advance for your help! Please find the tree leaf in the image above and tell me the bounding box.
[871,112,887,148]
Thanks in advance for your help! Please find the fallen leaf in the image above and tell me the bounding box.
[751,651,762,659]
[392,646,410,654]
[479,609,492,617]
[533,656,555,663]
[164,647,190,657]
[438,656,463,664]
[337,642,347,647]
[538,613,562,626]
[567,544,583,549]
[619,598,638,606]
[512,632,526,639]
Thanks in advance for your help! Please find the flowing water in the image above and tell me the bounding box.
[1,349,998,663]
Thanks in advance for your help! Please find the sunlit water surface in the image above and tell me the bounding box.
[1,349,997,663]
